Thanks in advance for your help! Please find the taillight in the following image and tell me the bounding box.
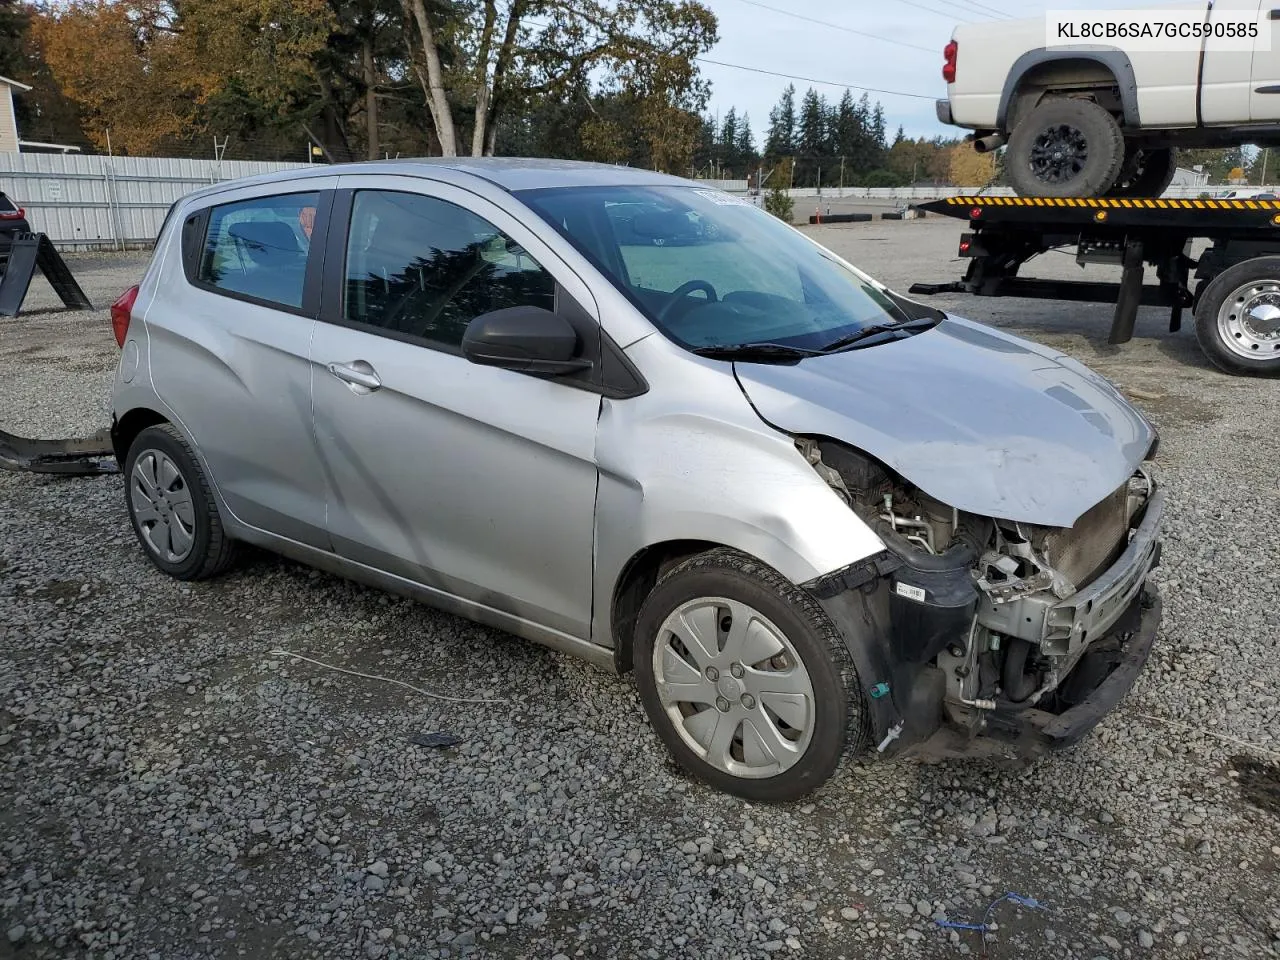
[943,40,958,84]
[0,206,23,220]
[111,285,139,347]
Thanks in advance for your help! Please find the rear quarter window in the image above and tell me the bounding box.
[195,193,320,309]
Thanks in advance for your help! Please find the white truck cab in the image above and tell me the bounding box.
[939,0,1280,196]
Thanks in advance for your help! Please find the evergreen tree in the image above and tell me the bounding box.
[872,102,887,148]
[832,89,859,159]
[694,113,716,172]
[719,106,739,171]
[735,112,755,170]
[765,83,796,157]
[797,87,827,158]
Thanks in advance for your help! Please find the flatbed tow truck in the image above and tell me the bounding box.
[908,194,1280,377]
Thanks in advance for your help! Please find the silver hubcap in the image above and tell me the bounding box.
[653,597,816,779]
[1218,281,1280,360]
[130,450,196,563]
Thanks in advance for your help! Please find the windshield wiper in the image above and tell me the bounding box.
[818,316,940,353]
[691,342,821,362]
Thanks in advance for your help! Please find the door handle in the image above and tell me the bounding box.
[326,360,382,391]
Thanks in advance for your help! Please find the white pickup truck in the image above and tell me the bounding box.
[938,1,1280,196]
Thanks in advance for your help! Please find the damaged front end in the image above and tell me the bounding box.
[798,437,1163,761]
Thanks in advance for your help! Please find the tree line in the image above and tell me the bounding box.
[0,0,718,169]
[693,83,997,189]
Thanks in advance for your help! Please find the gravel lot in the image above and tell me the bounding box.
[2,224,1279,960]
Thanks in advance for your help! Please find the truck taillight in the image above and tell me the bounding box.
[111,284,139,348]
[943,40,958,84]
[0,206,23,220]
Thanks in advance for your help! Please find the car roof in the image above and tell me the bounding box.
[181,158,696,206]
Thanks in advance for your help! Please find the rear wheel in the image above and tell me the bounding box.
[633,549,866,801]
[124,424,237,579]
[1107,145,1177,197]
[1193,257,1280,375]
[1005,98,1125,198]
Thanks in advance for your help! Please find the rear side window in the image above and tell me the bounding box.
[198,193,319,309]
[0,192,19,215]
[343,190,555,349]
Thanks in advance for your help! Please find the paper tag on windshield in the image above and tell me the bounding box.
[693,189,751,207]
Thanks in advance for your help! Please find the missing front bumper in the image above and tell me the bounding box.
[977,488,1165,656]
[0,427,119,475]
[906,584,1162,761]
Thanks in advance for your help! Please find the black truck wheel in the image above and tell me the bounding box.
[1107,146,1177,198]
[1193,257,1280,375]
[1005,98,1125,198]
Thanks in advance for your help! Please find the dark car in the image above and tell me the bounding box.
[0,191,31,241]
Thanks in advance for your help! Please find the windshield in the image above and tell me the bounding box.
[517,185,911,351]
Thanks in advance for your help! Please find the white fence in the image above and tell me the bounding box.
[0,154,308,249]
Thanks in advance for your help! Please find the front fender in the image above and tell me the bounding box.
[588,342,887,650]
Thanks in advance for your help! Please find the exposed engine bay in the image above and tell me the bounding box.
[797,436,1159,743]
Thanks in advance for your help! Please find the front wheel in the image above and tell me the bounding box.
[633,549,867,801]
[1107,145,1177,198]
[1194,257,1280,375]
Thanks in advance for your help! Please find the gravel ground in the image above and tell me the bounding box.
[2,230,1279,960]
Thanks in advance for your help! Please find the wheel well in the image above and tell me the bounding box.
[111,407,168,464]
[610,539,718,674]
[1008,59,1123,130]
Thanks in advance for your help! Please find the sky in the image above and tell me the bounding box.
[697,0,1140,145]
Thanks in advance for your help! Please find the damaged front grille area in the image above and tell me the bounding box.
[975,468,1154,654]
[797,437,1160,735]
[1041,481,1131,591]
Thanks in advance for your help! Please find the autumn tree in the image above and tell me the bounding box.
[32,1,196,153]
[947,143,995,187]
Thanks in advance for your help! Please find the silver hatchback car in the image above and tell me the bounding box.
[109,159,1164,800]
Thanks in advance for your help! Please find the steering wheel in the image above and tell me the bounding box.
[658,279,718,323]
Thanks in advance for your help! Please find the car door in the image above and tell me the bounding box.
[1249,0,1280,118]
[309,176,602,639]
[149,182,336,548]
[1200,0,1263,123]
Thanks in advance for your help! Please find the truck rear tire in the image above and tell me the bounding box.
[1006,98,1125,198]
[1193,257,1280,376]
[1107,146,1177,198]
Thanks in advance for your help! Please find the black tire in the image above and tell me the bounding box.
[1005,98,1125,198]
[1193,257,1280,376]
[124,423,237,579]
[1107,145,1177,197]
[633,549,867,802]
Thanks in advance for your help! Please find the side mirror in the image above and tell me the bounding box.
[461,305,592,375]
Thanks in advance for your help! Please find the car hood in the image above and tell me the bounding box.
[734,316,1154,528]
